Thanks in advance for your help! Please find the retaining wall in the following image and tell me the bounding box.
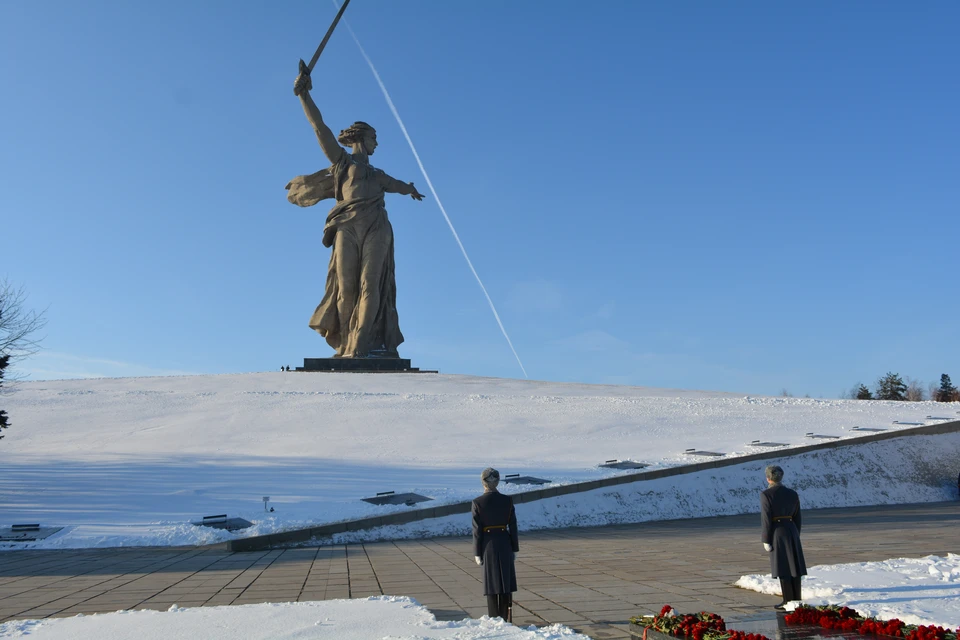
[222,420,960,551]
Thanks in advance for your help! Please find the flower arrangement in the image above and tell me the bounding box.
[630,605,772,640]
[784,605,959,640]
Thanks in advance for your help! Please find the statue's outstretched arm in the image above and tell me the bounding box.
[298,89,344,165]
[380,172,425,201]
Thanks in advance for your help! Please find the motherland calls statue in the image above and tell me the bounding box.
[286,62,424,358]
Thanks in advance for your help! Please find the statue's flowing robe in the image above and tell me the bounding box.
[285,150,405,356]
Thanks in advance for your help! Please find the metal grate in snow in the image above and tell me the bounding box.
[191,515,253,531]
[0,524,64,542]
[362,491,433,507]
[599,459,649,470]
[502,474,551,485]
[806,432,839,439]
[749,440,787,448]
[684,449,725,457]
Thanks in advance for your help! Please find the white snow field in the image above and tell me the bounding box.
[1,372,957,548]
[736,554,960,628]
[0,596,591,639]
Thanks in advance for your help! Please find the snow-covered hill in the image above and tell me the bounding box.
[1,372,957,548]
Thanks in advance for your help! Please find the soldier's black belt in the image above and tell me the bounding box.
[483,525,507,532]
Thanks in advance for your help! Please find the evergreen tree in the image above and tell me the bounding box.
[876,372,907,401]
[0,354,9,439]
[935,373,960,402]
[855,384,873,400]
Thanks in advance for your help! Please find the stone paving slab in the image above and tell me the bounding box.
[1,501,957,638]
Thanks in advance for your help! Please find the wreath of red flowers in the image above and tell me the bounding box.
[630,605,772,640]
[784,605,958,640]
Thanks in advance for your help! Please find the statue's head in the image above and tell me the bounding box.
[338,121,377,155]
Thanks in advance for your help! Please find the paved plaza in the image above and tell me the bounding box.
[1,501,957,639]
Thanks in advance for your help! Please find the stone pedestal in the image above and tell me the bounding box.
[296,357,429,373]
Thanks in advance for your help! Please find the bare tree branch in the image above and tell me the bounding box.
[904,376,925,402]
[0,278,48,380]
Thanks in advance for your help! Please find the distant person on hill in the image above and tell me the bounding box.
[472,467,520,622]
[761,465,807,610]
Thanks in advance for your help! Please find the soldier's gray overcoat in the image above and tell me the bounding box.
[761,483,807,578]
[472,490,519,595]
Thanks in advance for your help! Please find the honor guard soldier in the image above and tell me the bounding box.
[472,468,519,621]
[761,465,807,609]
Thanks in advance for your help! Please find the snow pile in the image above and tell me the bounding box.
[0,597,591,640]
[735,554,960,628]
[1,373,957,548]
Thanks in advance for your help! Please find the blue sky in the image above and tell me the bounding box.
[2,2,958,397]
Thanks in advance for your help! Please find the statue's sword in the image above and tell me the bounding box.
[301,0,352,74]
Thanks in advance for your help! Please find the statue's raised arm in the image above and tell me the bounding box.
[294,63,344,165]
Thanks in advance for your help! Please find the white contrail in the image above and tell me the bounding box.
[338,16,528,379]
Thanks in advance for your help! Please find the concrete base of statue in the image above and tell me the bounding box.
[296,356,433,373]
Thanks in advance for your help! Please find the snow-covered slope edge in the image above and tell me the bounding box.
[4,372,958,549]
[310,431,960,546]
